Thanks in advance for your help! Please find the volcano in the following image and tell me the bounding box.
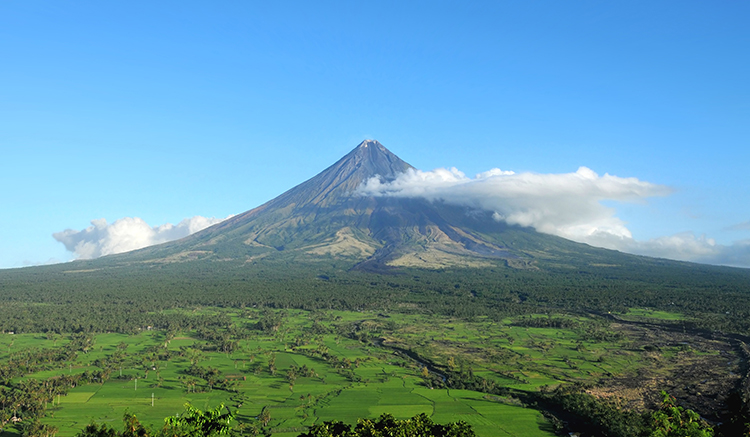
[121,139,637,272]
[4,142,750,437]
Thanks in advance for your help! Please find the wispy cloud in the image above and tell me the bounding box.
[53,215,228,260]
[21,258,64,268]
[359,167,750,268]
[726,221,750,231]
[618,233,750,268]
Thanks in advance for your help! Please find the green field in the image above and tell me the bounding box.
[0,309,566,437]
[0,304,735,437]
[620,308,684,321]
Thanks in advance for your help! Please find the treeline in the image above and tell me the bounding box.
[0,370,108,436]
[536,384,649,437]
[299,413,475,437]
[75,408,476,437]
[0,303,232,335]
[534,386,716,437]
[2,257,750,335]
[0,333,99,382]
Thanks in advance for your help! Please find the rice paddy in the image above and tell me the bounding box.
[0,307,707,436]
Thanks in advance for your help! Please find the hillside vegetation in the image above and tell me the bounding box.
[0,257,749,436]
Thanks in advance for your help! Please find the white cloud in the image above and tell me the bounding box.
[359,167,750,268]
[21,258,63,268]
[617,234,750,268]
[359,166,671,243]
[53,215,228,260]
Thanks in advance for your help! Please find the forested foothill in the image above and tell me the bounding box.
[1,254,750,437]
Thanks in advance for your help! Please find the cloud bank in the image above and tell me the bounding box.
[54,215,227,260]
[359,167,750,267]
[620,233,750,268]
[359,167,670,242]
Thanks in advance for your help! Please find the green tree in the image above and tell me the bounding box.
[76,422,119,437]
[258,406,272,427]
[649,391,713,437]
[163,403,236,436]
[298,413,474,437]
[76,405,236,437]
[20,419,58,437]
[122,413,151,437]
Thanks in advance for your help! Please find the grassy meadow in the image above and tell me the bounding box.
[0,306,729,437]
[0,309,564,437]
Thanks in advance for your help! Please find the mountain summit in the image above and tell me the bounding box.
[127,140,616,270]
[254,139,413,210]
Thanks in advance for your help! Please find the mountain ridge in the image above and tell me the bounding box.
[121,140,533,269]
[77,139,725,274]
[214,139,414,231]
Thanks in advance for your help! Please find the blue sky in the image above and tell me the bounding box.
[2,1,749,268]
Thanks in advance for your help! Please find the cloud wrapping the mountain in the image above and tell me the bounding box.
[621,234,750,268]
[53,215,227,259]
[359,166,670,242]
[359,167,750,267]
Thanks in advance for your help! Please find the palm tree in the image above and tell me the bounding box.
[258,406,271,427]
